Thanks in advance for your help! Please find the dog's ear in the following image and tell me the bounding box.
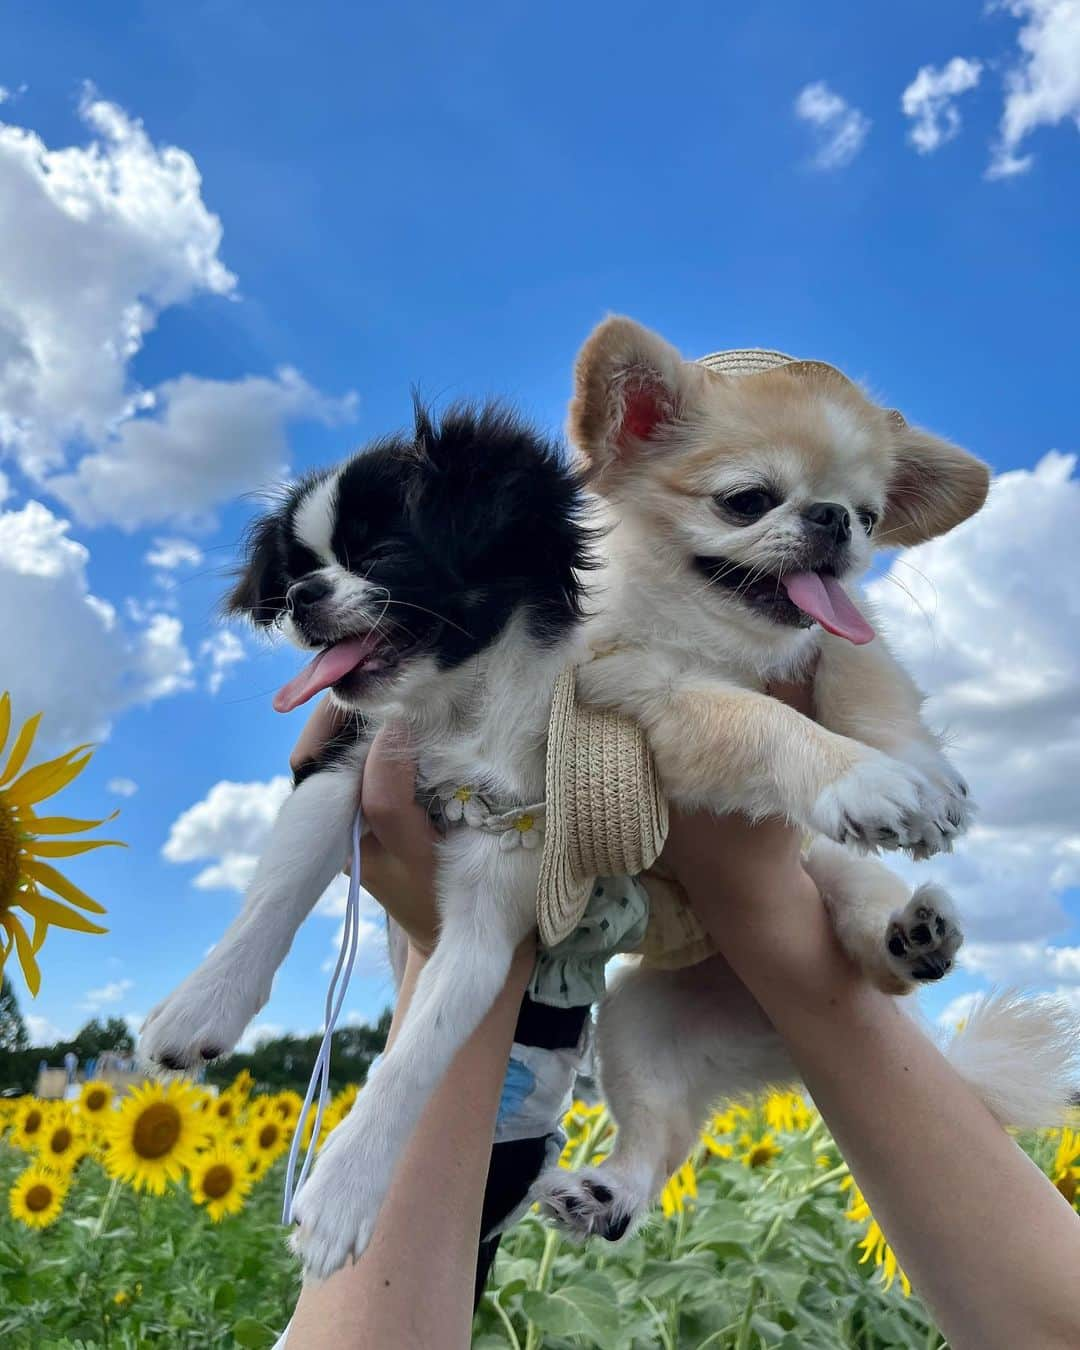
[224,510,289,626]
[569,316,704,479]
[879,427,990,548]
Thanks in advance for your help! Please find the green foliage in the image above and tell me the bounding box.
[203,1010,391,1094]
[0,978,29,1054]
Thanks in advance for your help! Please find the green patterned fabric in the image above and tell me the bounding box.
[529,874,650,1007]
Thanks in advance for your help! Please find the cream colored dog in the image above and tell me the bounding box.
[535,318,1076,1240]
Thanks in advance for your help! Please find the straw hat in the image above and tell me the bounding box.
[537,347,816,949]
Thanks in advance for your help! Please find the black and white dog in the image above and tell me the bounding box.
[141,403,595,1277]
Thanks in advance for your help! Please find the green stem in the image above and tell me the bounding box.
[523,1227,559,1350]
[803,1162,850,1195]
[94,1178,123,1239]
[734,1274,760,1350]
[488,1292,523,1350]
[641,1296,676,1350]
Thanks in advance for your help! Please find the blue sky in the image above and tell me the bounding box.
[2,0,1078,1048]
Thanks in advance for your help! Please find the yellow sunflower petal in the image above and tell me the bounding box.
[29,838,124,858]
[1,913,41,996]
[0,692,10,759]
[24,811,120,835]
[0,712,43,788]
[19,891,108,937]
[6,748,93,808]
[21,859,108,914]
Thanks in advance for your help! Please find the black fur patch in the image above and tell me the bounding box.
[227,400,596,682]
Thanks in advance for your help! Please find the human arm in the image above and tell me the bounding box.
[285,721,533,1349]
[663,695,1080,1350]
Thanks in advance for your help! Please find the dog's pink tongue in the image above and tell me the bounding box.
[781,573,875,645]
[273,635,379,713]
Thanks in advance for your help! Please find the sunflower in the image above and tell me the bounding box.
[763,1090,813,1135]
[1051,1127,1080,1206]
[739,1131,782,1169]
[77,1080,114,1119]
[0,693,122,995]
[36,1107,84,1174]
[245,1114,289,1177]
[845,1179,911,1296]
[660,1161,698,1218]
[189,1140,254,1221]
[229,1068,255,1101]
[9,1163,69,1229]
[10,1098,49,1151]
[103,1079,208,1194]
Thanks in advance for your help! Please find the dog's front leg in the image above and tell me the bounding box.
[633,679,952,856]
[813,629,972,856]
[291,833,537,1280]
[140,761,362,1070]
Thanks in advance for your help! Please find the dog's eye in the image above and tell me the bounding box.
[718,489,777,522]
[856,508,878,534]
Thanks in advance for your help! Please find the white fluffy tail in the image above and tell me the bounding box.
[942,991,1080,1129]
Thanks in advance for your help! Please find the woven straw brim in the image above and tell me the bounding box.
[537,668,668,948]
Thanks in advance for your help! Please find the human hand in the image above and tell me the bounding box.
[660,676,864,1015]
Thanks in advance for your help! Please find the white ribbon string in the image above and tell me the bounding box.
[282,808,364,1226]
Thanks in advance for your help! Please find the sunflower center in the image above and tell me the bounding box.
[1058,1172,1078,1205]
[50,1127,73,1154]
[132,1102,182,1159]
[0,803,21,908]
[25,1183,54,1213]
[215,1099,233,1120]
[85,1089,107,1111]
[202,1163,234,1199]
[258,1124,278,1149]
[24,1109,43,1135]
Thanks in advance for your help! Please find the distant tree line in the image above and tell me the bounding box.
[0,977,390,1097]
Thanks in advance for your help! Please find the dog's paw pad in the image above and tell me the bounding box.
[886,885,963,987]
[532,1169,641,1243]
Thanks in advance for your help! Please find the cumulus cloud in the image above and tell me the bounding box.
[0,88,355,526]
[866,451,1080,981]
[145,538,204,572]
[794,81,871,169]
[0,498,194,743]
[0,88,234,476]
[902,57,983,153]
[80,978,134,1012]
[163,777,384,969]
[107,777,139,797]
[25,1013,69,1045]
[49,368,355,531]
[988,0,1080,178]
[200,629,246,694]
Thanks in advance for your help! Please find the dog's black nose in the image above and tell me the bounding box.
[804,501,852,544]
[287,575,332,615]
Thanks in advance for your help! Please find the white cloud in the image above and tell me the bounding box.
[162,776,293,886]
[866,451,1080,982]
[794,81,871,169]
[0,498,194,743]
[200,629,246,694]
[0,468,9,503]
[936,991,986,1029]
[902,57,983,153]
[145,537,204,571]
[237,1021,285,1053]
[25,1013,69,1045]
[48,368,355,530]
[107,777,139,797]
[80,977,134,1011]
[0,88,355,527]
[988,0,1080,178]
[0,88,234,476]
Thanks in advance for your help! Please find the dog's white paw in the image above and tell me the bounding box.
[891,743,974,857]
[139,959,271,1071]
[290,1127,386,1280]
[532,1165,647,1244]
[809,751,959,858]
[886,884,964,988]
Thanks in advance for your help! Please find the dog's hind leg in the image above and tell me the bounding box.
[803,838,963,996]
[291,834,538,1279]
[533,956,795,1242]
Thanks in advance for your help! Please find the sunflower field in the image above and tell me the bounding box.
[2,1073,1079,1349]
